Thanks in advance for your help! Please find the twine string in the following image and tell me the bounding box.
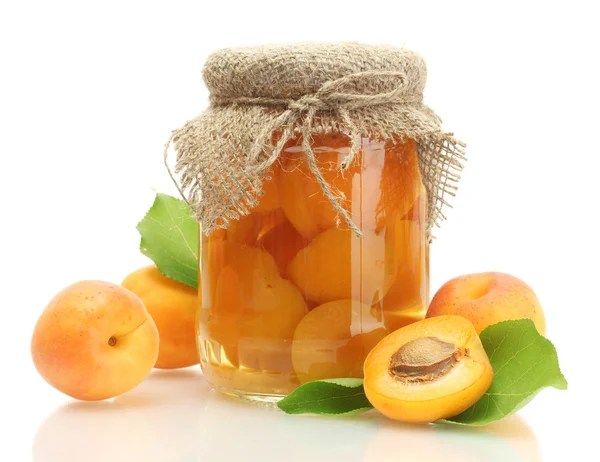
[210,70,409,237]
[165,45,467,239]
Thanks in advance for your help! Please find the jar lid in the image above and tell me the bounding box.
[203,42,427,100]
[167,42,465,239]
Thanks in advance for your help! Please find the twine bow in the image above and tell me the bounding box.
[209,70,415,237]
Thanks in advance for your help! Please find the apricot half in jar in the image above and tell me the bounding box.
[206,245,307,370]
[363,315,493,423]
[291,300,386,383]
[257,218,309,275]
[250,163,281,213]
[376,218,428,315]
[278,135,422,239]
[227,208,285,245]
[287,227,396,305]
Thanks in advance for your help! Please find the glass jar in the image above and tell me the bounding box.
[197,132,429,400]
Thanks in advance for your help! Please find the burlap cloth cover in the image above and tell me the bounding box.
[165,42,466,238]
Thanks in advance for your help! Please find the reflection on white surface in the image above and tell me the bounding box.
[33,369,541,462]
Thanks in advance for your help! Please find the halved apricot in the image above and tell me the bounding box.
[369,139,422,233]
[401,183,427,224]
[364,315,493,423]
[278,148,355,239]
[286,227,396,305]
[374,218,428,321]
[381,301,427,332]
[204,229,228,302]
[206,245,307,370]
[227,209,286,245]
[291,300,387,383]
[257,218,309,275]
[278,135,422,239]
[250,163,281,213]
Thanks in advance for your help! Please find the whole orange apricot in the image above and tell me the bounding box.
[364,315,493,423]
[426,272,546,335]
[31,281,159,401]
[122,265,199,369]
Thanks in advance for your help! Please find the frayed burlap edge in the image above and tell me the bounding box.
[165,101,466,240]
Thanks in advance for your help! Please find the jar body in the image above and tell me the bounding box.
[197,133,429,399]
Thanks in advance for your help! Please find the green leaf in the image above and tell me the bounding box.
[443,319,568,426]
[137,193,199,288]
[277,378,374,416]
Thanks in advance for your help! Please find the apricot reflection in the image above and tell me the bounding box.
[34,370,540,462]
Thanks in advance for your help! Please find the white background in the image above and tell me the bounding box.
[1,1,598,460]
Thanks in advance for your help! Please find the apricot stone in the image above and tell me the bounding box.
[122,265,199,369]
[364,315,493,423]
[286,227,396,305]
[31,281,159,401]
[426,272,546,335]
[291,300,386,383]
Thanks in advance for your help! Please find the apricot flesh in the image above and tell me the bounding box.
[122,265,199,369]
[426,272,546,335]
[31,281,159,401]
[291,300,386,383]
[287,227,396,305]
[364,315,493,423]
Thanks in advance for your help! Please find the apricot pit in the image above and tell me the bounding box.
[389,337,465,384]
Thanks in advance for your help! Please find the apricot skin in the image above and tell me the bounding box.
[31,281,159,401]
[426,272,546,335]
[122,265,199,369]
[363,315,493,423]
